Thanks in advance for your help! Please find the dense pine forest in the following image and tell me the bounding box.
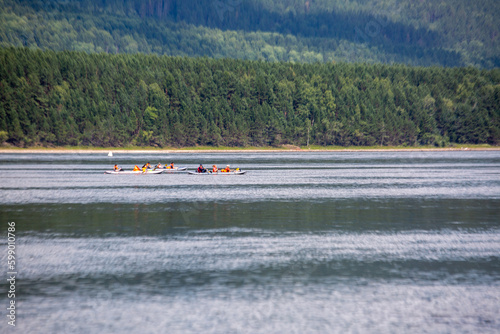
[0,0,498,68]
[1,48,498,147]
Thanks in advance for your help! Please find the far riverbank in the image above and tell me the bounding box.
[0,145,498,154]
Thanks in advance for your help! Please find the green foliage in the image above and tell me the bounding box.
[0,130,8,143]
[0,47,498,147]
[0,0,498,68]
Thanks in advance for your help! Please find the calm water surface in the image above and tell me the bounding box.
[1,151,499,333]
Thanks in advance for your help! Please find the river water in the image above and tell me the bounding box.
[1,151,499,333]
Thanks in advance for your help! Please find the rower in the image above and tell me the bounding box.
[212,164,218,173]
[167,162,175,169]
[197,164,207,173]
[114,164,123,172]
[223,165,231,172]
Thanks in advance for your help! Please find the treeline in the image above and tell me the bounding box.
[0,47,499,147]
[0,0,498,68]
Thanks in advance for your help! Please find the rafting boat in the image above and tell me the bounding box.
[105,170,164,174]
[149,167,188,173]
[188,171,247,175]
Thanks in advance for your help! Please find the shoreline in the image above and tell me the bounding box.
[0,147,498,154]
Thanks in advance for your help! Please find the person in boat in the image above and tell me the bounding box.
[114,164,123,172]
[222,165,231,172]
[169,162,175,169]
[142,162,151,170]
[212,165,218,173]
[197,164,207,173]
[156,163,163,169]
[133,165,140,171]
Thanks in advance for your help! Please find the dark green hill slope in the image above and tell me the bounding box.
[0,0,498,68]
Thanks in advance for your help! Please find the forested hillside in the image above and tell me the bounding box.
[1,48,498,147]
[0,0,498,68]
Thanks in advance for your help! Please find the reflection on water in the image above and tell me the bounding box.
[0,151,499,333]
[10,228,500,333]
[1,199,499,236]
